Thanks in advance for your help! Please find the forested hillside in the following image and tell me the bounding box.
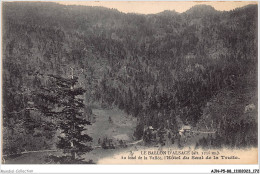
[2,2,257,155]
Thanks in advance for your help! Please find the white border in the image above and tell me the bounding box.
[1,165,260,174]
[0,0,259,174]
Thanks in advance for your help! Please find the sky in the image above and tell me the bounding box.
[57,1,258,14]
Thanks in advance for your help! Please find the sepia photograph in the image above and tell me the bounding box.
[1,0,258,167]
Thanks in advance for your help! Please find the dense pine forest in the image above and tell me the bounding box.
[2,2,257,159]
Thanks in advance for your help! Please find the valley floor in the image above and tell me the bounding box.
[4,107,220,164]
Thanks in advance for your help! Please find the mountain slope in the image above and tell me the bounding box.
[2,2,258,155]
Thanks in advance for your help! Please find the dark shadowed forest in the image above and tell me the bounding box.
[2,2,257,163]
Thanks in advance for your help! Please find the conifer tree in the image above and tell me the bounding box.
[35,74,93,164]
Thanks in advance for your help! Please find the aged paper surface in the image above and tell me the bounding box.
[1,1,258,167]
